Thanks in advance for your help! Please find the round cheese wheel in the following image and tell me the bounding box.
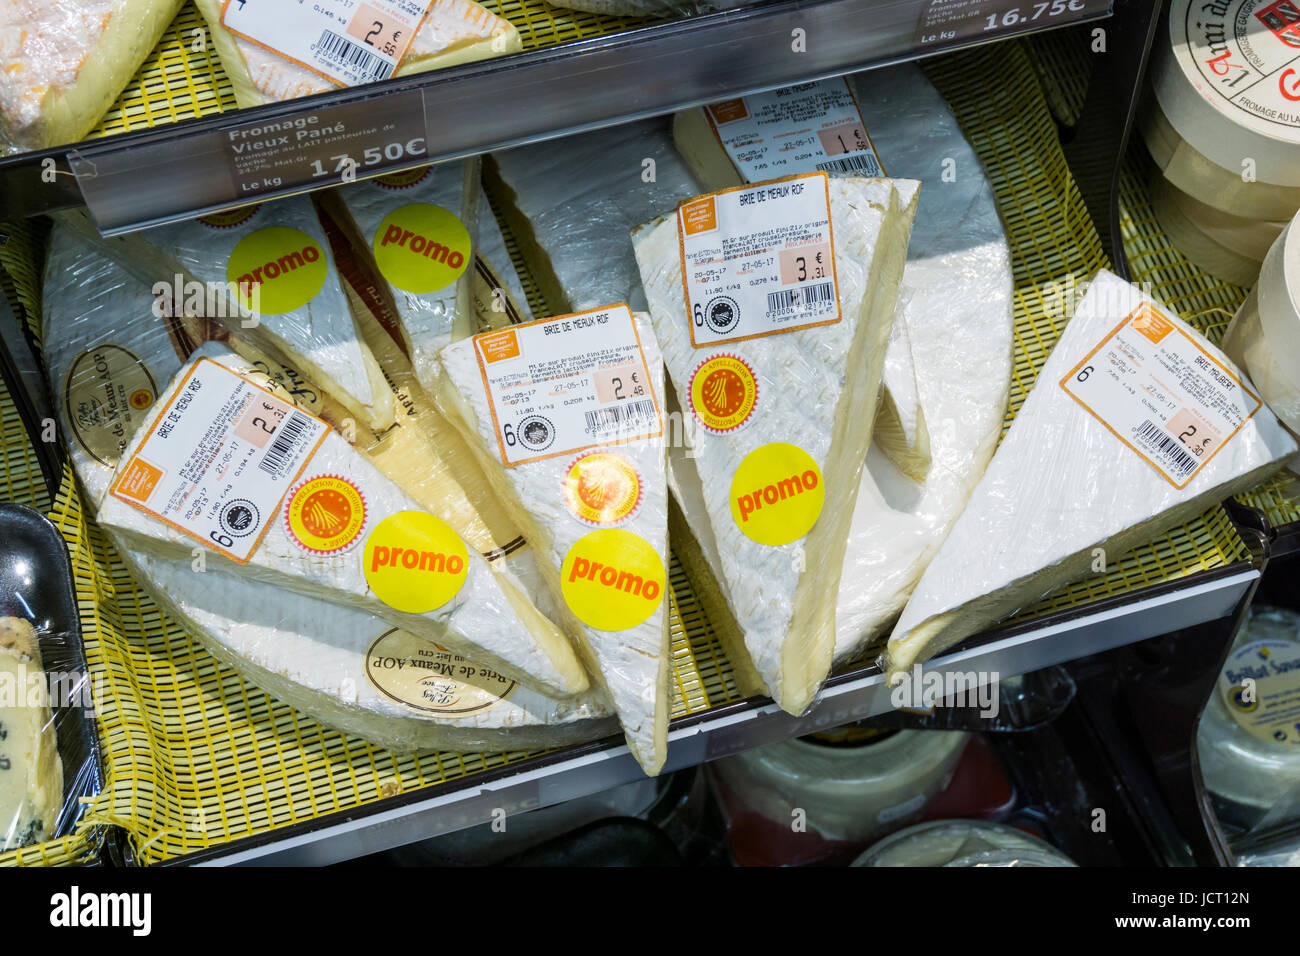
[1151,175,1268,287]
[1151,0,1300,193]
[852,819,1076,867]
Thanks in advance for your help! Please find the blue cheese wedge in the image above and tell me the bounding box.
[94,342,587,698]
[633,175,918,714]
[0,617,63,851]
[887,270,1298,680]
[0,0,184,152]
[436,307,671,774]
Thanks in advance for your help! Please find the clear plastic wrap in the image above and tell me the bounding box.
[0,0,184,154]
[1150,176,1269,288]
[191,0,520,109]
[852,819,1076,867]
[472,186,533,329]
[43,225,614,753]
[436,309,671,774]
[886,270,1298,681]
[670,65,1015,666]
[710,729,969,863]
[1222,218,1300,439]
[633,177,919,715]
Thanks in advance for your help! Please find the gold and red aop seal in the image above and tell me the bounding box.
[689,354,758,433]
[562,452,642,526]
[284,475,367,554]
[198,207,259,229]
[375,168,432,190]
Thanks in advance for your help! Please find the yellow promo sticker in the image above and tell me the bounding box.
[363,511,469,614]
[729,442,824,545]
[561,529,666,632]
[372,203,472,294]
[227,226,328,315]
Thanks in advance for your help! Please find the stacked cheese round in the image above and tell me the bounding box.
[852,820,1076,867]
[1141,0,1300,285]
[1222,216,1300,439]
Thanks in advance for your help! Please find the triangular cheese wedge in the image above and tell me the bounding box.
[319,162,479,395]
[94,342,587,698]
[435,306,671,774]
[887,270,1298,680]
[95,198,395,432]
[0,0,184,152]
[194,0,520,109]
[472,188,534,330]
[633,175,918,714]
[44,227,612,753]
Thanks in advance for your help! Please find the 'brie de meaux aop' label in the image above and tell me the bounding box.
[110,358,329,563]
[678,173,841,348]
[474,304,663,466]
[65,345,159,467]
[222,0,437,87]
[1218,639,1300,746]
[704,79,886,181]
[1060,302,1262,489]
[365,628,517,715]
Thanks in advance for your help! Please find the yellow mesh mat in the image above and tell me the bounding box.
[89,1,655,141]
[0,37,1268,866]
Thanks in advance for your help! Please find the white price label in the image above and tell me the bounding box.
[1060,303,1262,489]
[704,78,885,183]
[678,172,841,348]
[109,358,329,563]
[474,305,663,466]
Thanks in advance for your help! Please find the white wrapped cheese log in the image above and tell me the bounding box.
[634,176,918,714]
[887,270,1298,680]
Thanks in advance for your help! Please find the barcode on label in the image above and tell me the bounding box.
[1135,419,1199,479]
[584,400,658,436]
[816,154,881,176]
[316,29,394,81]
[767,281,836,316]
[259,412,314,478]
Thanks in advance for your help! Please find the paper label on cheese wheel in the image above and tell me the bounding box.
[1060,302,1262,489]
[363,511,469,613]
[64,345,159,467]
[474,304,662,466]
[371,204,471,294]
[1170,0,1300,143]
[679,172,841,348]
[365,628,517,715]
[109,358,330,564]
[227,226,329,315]
[704,78,886,182]
[222,0,437,88]
[1218,639,1300,746]
[561,529,666,631]
[729,442,824,545]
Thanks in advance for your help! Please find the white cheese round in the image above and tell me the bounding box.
[852,819,1076,866]
[1151,0,1300,196]
[1151,176,1270,287]
[710,728,968,844]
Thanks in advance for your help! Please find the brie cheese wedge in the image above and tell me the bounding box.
[887,270,1298,680]
[633,176,918,714]
[0,0,184,152]
[194,0,520,109]
[0,618,63,851]
[472,189,533,330]
[436,308,672,774]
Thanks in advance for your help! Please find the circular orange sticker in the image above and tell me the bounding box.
[199,207,259,229]
[563,452,642,526]
[363,511,469,614]
[375,168,432,189]
[690,354,758,433]
[285,475,367,554]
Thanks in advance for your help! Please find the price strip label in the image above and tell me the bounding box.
[1060,303,1262,489]
[914,0,1100,48]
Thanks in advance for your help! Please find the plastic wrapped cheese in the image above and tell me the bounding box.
[886,270,1298,680]
[852,819,1075,867]
[43,228,613,750]
[1222,217,1300,439]
[193,0,520,108]
[1150,176,1271,288]
[0,0,184,153]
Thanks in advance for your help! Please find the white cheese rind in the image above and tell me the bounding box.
[634,177,918,714]
[43,229,612,752]
[0,0,184,153]
[473,190,534,329]
[887,270,1298,680]
[193,0,520,109]
[95,342,588,698]
[0,618,63,851]
[436,314,671,774]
